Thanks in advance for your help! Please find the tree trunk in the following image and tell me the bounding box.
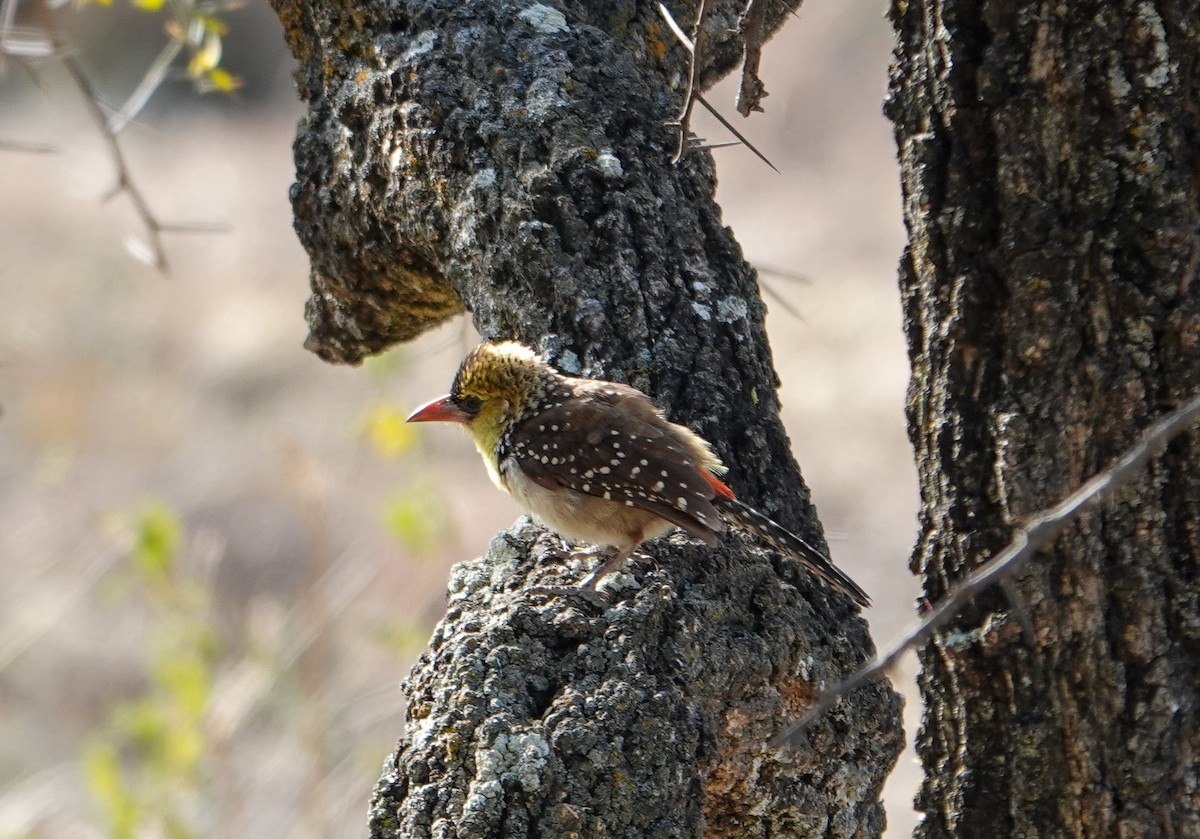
[269,1,902,836]
[889,1,1200,836]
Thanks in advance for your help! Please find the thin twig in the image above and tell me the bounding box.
[768,392,1200,750]
[657,1,692,47]
[775,0,802,18]
[736,0,768,117]
[659,2,779,170]
[59,52,170,269]
[668,0,713,164]
[757,279,804,321]
[0,138,57,153]
[690,140,742,151]
[108,38,183,134]
[0,24,53,58]
[754,265,811,322]
[755,263,812,285]
[693,93,779,172]
[32,2,170,271]
[15,0,229,270]
[0,0,24,68]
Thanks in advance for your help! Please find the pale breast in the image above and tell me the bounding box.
[500,458,674,550]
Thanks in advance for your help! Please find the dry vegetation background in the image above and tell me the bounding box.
[0,1,920,836]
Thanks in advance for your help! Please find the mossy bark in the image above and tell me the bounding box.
[889,1,1200,835]
[269,1,903,836]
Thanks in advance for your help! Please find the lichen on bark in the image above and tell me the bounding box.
[269,1,902,835]
[889,0,1200,835]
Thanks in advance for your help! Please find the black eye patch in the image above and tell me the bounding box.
[456,395,484,416]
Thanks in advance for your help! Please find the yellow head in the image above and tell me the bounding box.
[407,341,562,485]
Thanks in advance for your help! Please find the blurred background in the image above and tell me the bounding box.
[0,1,919,836]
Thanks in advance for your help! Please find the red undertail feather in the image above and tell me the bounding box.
[703,471,736,501]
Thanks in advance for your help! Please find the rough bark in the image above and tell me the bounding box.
[269,1,902,837]
[889,1,1200,836]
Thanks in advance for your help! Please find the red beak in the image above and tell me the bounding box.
[406,395,470,424]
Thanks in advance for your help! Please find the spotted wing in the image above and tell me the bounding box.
[504,380,725,544]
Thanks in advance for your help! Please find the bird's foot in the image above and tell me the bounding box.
[578,546,649,593]
[525,583,613,608]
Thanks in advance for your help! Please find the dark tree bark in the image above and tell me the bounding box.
[270,1,902,837]
[889,1,1200,836]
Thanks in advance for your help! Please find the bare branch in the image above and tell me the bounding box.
[54,39,171,271]
[755,263,812,285]
[0,0,16,51]
[4,1,233,270]
[693,93,778,172]
[657,4,777,171]
[736,0,768,117]
[775,0,801,18]
[754,263,811,321]
[768,392,1200,750]
[0,25,53,58]
[0,138,56,153]
[107,38,183,134]
[689,140,742,150]
[657,0,711,164]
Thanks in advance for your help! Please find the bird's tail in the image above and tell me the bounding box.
[719,498,870,608]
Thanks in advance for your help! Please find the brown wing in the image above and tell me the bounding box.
[505,379,725,545]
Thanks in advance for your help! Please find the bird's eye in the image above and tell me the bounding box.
[456,395,484,416]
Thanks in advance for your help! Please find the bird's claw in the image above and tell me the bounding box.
[525,584,613,608]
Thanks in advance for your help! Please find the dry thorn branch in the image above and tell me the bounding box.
[657,2,778,172]
[754,263,810,321]
[736,0,768,117]
[5,0,231,271]
[768,391,1200,750]
[54,41,174,271]
[660,0,712,164]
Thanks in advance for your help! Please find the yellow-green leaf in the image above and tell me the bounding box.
[361,404,418,458]
[381,489,449,555]
[132,503,183,585]
[205,67,243,93]
[195,13,229,36]
[115,700,167,757]
[163,723,204,778]
[153,655,211,720]
[83,740,139,839]
[187,31,222,77]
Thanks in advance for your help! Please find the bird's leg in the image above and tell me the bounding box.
[579,544,636,591]
[569,542,607,560]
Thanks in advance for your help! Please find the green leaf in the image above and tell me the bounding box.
[153,654,211,720]
[83,740,139,839]
[195,13,229,36]
[381,489,450,555]
[114,700,167,759]
[162,723,204,779]
[204,67,243,93]
[131,503,183,586]
[186,31,222,77]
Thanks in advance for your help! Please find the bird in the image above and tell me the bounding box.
[406,340,869,608]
